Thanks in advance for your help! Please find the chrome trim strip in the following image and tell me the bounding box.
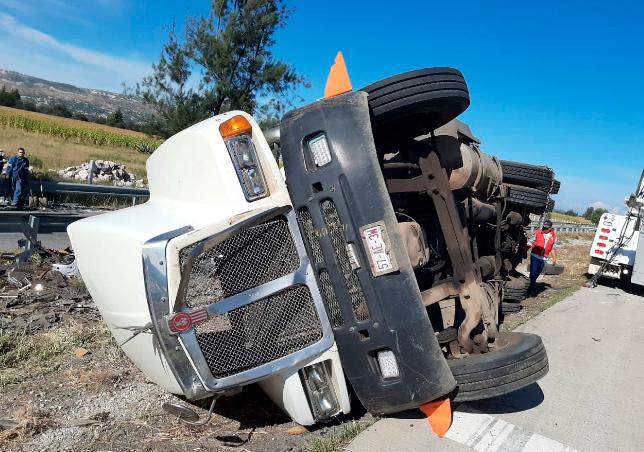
[142,226,214,400]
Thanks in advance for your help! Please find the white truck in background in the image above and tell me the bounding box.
[588,170,644,286]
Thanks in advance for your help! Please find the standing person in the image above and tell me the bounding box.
[527,220,557,296]
[5,147,30,210]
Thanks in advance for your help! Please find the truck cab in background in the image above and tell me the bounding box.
[588,170,644,286]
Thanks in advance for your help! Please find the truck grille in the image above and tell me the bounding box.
[179,217,300,308]
[195,285,323,379]
[320,200,370,321]
[298,209,343,328]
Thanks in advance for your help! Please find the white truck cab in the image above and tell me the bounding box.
[68,111,350,425]
[588,169,644,286]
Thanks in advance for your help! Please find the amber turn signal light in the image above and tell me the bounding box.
[220,115,253,139]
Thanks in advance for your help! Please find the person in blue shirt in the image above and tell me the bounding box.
[5,147,30,210]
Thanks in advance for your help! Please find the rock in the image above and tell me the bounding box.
[74,347,90,358]
[287,425,308,435]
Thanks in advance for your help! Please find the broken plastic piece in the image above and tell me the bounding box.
[420,397,452,438]
[324,52,352,98]
[51,258,80,278]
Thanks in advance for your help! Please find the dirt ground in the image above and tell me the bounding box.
[0,233,594,452]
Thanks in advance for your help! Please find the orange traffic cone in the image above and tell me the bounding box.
[324,51,353,98]
[419,397,453,438]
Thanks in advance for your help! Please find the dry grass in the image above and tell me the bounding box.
[0,321,124,387]
[0,405,55,445]
[0,127,148,177]
[547,212,592,224]
[0,106,150,137]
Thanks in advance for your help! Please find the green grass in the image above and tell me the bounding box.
[306,419,377,452]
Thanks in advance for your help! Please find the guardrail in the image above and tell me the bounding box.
[0,210,101,234]
[529,221,596,233]
[0,179,149,204]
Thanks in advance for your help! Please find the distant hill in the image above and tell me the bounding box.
[0,69,154,123]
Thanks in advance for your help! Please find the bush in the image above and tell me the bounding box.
[30,156,44,168]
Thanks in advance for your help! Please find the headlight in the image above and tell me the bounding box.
[219,115,269,201]
[300,361,339,421]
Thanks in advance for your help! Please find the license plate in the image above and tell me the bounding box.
[360,221,398,277]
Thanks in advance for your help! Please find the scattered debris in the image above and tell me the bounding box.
[0,247,98,334]
[287,424,308,435]
[56,160,145,188]
[74,347,91,358]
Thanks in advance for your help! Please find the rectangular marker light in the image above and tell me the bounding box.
[377,349,400,379]
[308,134,332,167]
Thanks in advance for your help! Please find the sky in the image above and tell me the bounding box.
[0,0,642,213]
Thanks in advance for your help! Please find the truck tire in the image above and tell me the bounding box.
[503,287,527,302]
[501,161,554,188]
[543,263,564,275]
[527,262,564,275]
[449,332,548,402]
[504,184,548,213]
[537,179,560,195]
[503,275,528,301]
[502,302,523,313]
[545,197,555,212]
[362,68,470,133]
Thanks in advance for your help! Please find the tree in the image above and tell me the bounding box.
[107,108,125,128]
[0,86,21,107]
[590,208,608,224]
[582,207,594,220]
[138,0,306,138]
[47,104,73,118]
[563,209,578,216]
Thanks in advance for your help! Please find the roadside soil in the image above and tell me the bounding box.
[0,233,593,451]
[501,232,593,331]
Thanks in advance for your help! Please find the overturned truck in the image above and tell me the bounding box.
[69,68,554,426]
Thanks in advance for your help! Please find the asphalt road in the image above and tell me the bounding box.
[348,284,644,452]
[0,232,71,250]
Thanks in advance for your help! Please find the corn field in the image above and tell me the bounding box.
[0,106,163,151]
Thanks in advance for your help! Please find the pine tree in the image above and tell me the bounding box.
[138,0,306,138]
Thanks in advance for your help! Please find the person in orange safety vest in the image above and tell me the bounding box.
[527,219,557,296]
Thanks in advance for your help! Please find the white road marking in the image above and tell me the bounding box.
[445,408,580,452]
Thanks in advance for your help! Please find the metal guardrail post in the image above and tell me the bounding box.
[88,160,95,185]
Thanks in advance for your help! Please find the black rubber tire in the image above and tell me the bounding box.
[362,68,470,132]
[502,302,523,313]
[503,275,528,301]
[503,287,527,302]
[543,263,564,275]
[504,184,549,213]
[437,327,458,345]
[448,332,549,402]
[501,161,554,188]
[545,197,555,212]
[537,179,560,195]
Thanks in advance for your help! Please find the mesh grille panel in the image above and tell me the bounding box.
[179,218,299,308]
[320,200,370,321]
[297,208,343,328]
[318,270,343,327]
[195,285,323,378]
[297,209,325,265]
